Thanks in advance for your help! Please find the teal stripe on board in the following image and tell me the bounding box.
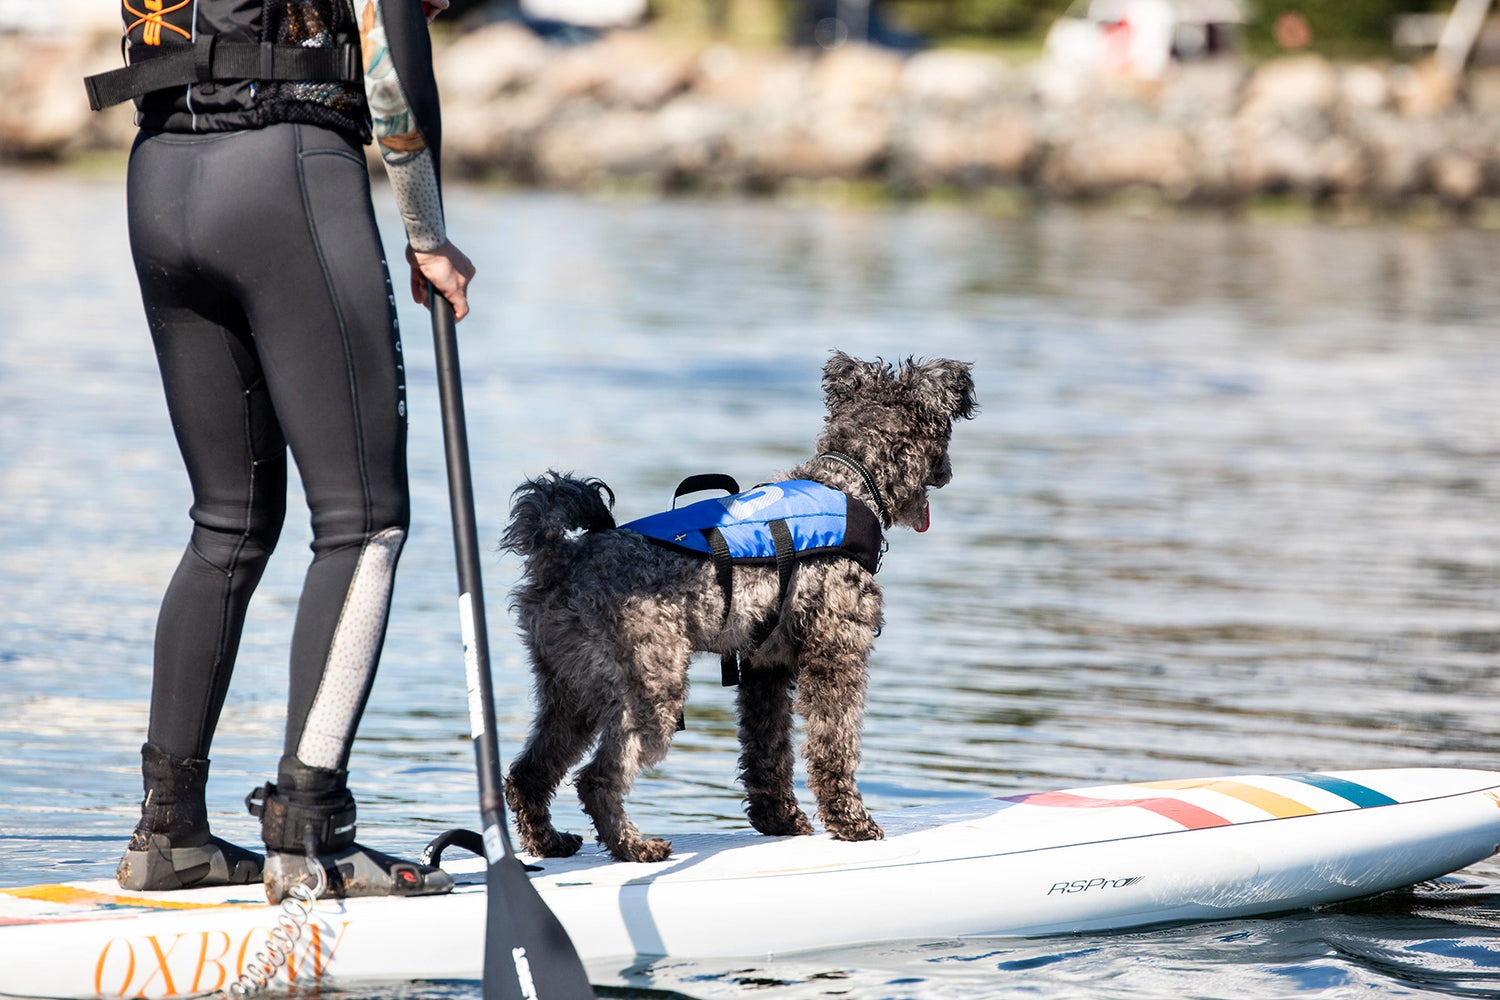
[1282,773,1399,807]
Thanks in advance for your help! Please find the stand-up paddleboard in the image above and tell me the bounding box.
[4,768,1498,998]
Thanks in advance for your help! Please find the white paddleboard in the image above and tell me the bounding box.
[3,768,1497,998]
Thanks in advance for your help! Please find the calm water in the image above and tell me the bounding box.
[4,165,1500,998]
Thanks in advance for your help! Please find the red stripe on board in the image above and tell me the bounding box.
[1006,790,1233,830]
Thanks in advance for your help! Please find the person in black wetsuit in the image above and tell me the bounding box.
[88,0,476,901]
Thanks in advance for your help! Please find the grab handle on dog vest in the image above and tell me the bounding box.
[673,474,741,507]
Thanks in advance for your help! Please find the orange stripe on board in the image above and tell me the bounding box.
[0,884,260,911]
[1137,778,1316,819]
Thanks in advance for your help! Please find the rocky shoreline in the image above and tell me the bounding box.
[8,25,1500,211]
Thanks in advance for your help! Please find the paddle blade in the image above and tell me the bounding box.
[483,853,595,999]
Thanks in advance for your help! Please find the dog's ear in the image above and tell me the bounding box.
[904,358,977,421]
[823,351,888,410]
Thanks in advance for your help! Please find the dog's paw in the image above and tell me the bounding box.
[826,815,884,843]
[611,837,673,864]
[746,801,814,837]
[523,829,583,858]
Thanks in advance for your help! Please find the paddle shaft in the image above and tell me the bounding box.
[429,289,595,1000]
[430,291,506,821]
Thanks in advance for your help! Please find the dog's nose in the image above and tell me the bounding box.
[930,457,952,488]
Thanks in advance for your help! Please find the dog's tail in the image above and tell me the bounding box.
[501,472,617,576]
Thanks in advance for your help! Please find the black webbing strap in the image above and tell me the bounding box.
[736,519,798,685]
[704,527,739,687]
[719,651,741,688]
[84,37,361,111]
[769,519,796,600]
[746,519,796,646]
[704,518,798,691]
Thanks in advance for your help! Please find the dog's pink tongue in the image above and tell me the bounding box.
[916,499,930,533]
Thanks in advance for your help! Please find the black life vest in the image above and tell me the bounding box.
[85,0,372,141]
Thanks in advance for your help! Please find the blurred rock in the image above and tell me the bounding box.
[1043,118,1194,198]
[1430,148,1483,203]
[534,107,669,185]
[1390,58,1458,118]
[1340,63,1390,112]
[1158,59,1245,124]
[900,49,1008,112]
[0,34,130,157]
[437,22,551,104]
[1466,65,1500,114]
[3,28,1496,208]
[902,106,1038,187]
[1241,55,1340,117]
[593,33,699,108]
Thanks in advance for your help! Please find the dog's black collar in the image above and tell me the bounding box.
[819,452,891,530]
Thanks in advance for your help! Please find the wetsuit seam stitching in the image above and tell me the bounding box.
[193,320,257,748]
[300,148,365,166]
[293,123,376,540]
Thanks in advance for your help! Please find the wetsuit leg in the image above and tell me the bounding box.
[129,131,290,763]
[218,124,411,774]
[128,122,408,772]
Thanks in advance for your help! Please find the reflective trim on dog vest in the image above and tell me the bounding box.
[620,480,882,574]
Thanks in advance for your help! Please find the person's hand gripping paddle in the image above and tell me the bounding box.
[429,287,596,1000]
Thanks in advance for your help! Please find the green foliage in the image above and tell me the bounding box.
[882,0,1451,50]
[889,0,1069,37]
[1255,0,1446,40]
[443,0,1465,55]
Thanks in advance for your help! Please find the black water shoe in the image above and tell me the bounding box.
[117,832,263,891]
[116,742,263,891]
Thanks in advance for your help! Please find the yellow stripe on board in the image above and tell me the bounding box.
[0,884,261,911]
[1136,779,1317,819]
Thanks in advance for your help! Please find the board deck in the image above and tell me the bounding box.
[3,768,1498,998]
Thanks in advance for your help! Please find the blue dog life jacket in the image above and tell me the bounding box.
[619,475,884,697]
[620,480,882,575]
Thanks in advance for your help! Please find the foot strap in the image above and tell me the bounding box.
[246,781,357,854]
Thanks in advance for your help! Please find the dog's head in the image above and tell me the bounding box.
[816,351,977,532]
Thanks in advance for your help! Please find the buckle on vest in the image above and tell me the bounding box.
[260,41,275,81]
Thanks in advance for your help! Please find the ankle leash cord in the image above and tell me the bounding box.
[223,827,327,997]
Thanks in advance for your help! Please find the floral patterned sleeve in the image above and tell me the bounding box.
[359,0,446,252]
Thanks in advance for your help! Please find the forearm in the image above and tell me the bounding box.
[360,0,446,252]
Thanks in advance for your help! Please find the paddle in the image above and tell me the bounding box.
[428,287,596,1000]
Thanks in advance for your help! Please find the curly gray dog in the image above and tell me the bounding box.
[502,351,976,863]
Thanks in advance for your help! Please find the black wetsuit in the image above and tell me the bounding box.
[128,120,408,772]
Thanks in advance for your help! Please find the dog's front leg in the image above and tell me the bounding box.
[736,655,813,837]
[794,639,884,843]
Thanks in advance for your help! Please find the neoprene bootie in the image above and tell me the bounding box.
[116,742,264,891]
[248,754,453,904]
